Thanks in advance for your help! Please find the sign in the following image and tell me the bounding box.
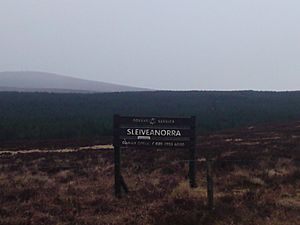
[113,115,197,198]
[115,116,195,149]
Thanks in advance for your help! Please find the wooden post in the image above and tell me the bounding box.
[113,114,122,198]
[120,175,129,193]
[206,158,214,210]
[189,116,197,188]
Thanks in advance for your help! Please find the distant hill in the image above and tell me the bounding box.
[0,71,149,93]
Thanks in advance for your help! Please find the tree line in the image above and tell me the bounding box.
[0,91,300,141]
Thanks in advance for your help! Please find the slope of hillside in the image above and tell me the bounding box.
[0,71,149,93]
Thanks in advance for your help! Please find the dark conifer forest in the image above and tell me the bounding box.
[1,91,300,141]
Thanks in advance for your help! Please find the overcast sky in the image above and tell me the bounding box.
[0,0,299,90]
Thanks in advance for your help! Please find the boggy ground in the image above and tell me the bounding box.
[0,121,299,225]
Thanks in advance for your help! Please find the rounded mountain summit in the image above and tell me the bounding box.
[0,71,150,93]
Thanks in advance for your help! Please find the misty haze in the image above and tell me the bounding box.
[0,1,299,225]
[1,1,299,90]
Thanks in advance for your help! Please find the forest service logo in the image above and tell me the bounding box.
[149,118,156,125]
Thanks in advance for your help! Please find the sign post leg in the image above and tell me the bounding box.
[114,145,122,198]
[206,158,214,210]
[189,116,197,188]
[120,175,129,193]
[113,114,122,198]
[189,148,197,188]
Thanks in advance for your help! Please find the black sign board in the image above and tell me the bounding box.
[118,117,193,148]
[113,115,197,197]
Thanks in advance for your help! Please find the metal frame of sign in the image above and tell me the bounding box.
[113,114,197,198]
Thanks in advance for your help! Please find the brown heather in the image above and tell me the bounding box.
[0,121,299,225]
